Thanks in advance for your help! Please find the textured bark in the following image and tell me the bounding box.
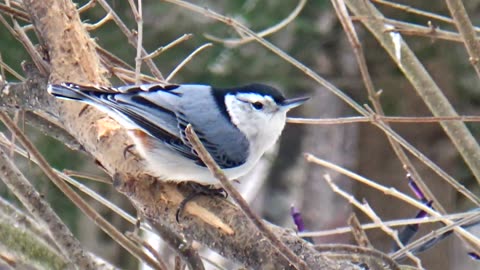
[0,0,400,269]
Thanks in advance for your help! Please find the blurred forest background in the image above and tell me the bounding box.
[1,0,480,269]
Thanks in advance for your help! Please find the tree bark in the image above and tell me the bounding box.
[0,0,402,269]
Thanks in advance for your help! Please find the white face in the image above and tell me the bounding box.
[224,93,289,157]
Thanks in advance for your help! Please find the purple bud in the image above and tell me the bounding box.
[407,173,425,201]
[290,205,305,232]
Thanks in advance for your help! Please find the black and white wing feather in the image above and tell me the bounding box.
[48,83,249,169]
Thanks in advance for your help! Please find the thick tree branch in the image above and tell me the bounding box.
[115,174,399,269]
[184,125,309,270]
[1,0,403,269]
[0,63,53,112]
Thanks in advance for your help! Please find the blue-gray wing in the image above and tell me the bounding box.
[49,83,249,168]
[173,85,250,168]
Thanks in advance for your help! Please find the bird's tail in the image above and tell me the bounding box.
[47,83,94,102]
[47,82,117,101]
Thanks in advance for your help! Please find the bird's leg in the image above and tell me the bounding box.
[176,182,227,222]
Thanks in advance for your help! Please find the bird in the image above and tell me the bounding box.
[47,82,309,185]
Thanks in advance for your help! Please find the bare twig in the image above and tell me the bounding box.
[305,154,480,254]
[96,45,133,70]
[0,112,166,269]
[345,0,480,187]
[143,33,193,60]
[11,20,49,75]
[0,55,24,80]
[62,169,111,184]
[127,0,143,84]
[0,3,29,22]
[373,0,480,34]
[78,0,97,13]
[84,12,112,31]
[184,125,310,270]
[126,232,168,270]
[299,211,474,238]
[331,0,445,226]
[0,132,85,268]
[148,218,205,270]
[96,0,164,80]
[161,0,480,208]
[391,210,480,260]
[288,115,480,124]
[0,132,158,237]
[445,0,480,78]
[382,19,461,42]
[166,43,212,82]
[323,174,422,266]
[348,214,372,248]
[111,66,162,84]
[204,0,306,46]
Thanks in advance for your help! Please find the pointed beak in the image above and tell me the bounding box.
[280,96,310,111]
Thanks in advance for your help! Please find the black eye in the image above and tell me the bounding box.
[252,102,264,110]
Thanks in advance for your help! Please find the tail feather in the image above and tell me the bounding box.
[47,83,91,101]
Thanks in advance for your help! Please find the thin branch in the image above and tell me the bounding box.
[0,55,24,80]
[0,112,166,270]
[372,0,480,33]
[331,0,445,227]
[288,115,480,124]
[305,154,480,254]
[205,0,306,46]
[111,66,162,84]
[161,0,480,208]
[0,3,30,22]
[166,43,212,82]
[323,174,422,266]
[126,232,168,270]
[147,217,206,270]
[84,12,112,31]
[0,132,159,247]
[345,0,480,187]
[299,211,475,238]
[78,0,97,13]
[0,132,86,268]
[391,210,480,260]
[62,169,111,184]
[184,125,309,270]
[143,33,193,60]
[445,0,480,78]
[11,20,49,75]
[348,214,372,248]
[96,0,164,80]
[382,19,461,42]
[127,0,143,84]
[96,45,134,70]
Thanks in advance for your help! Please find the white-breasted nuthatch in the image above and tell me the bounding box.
[48,83,309,184]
